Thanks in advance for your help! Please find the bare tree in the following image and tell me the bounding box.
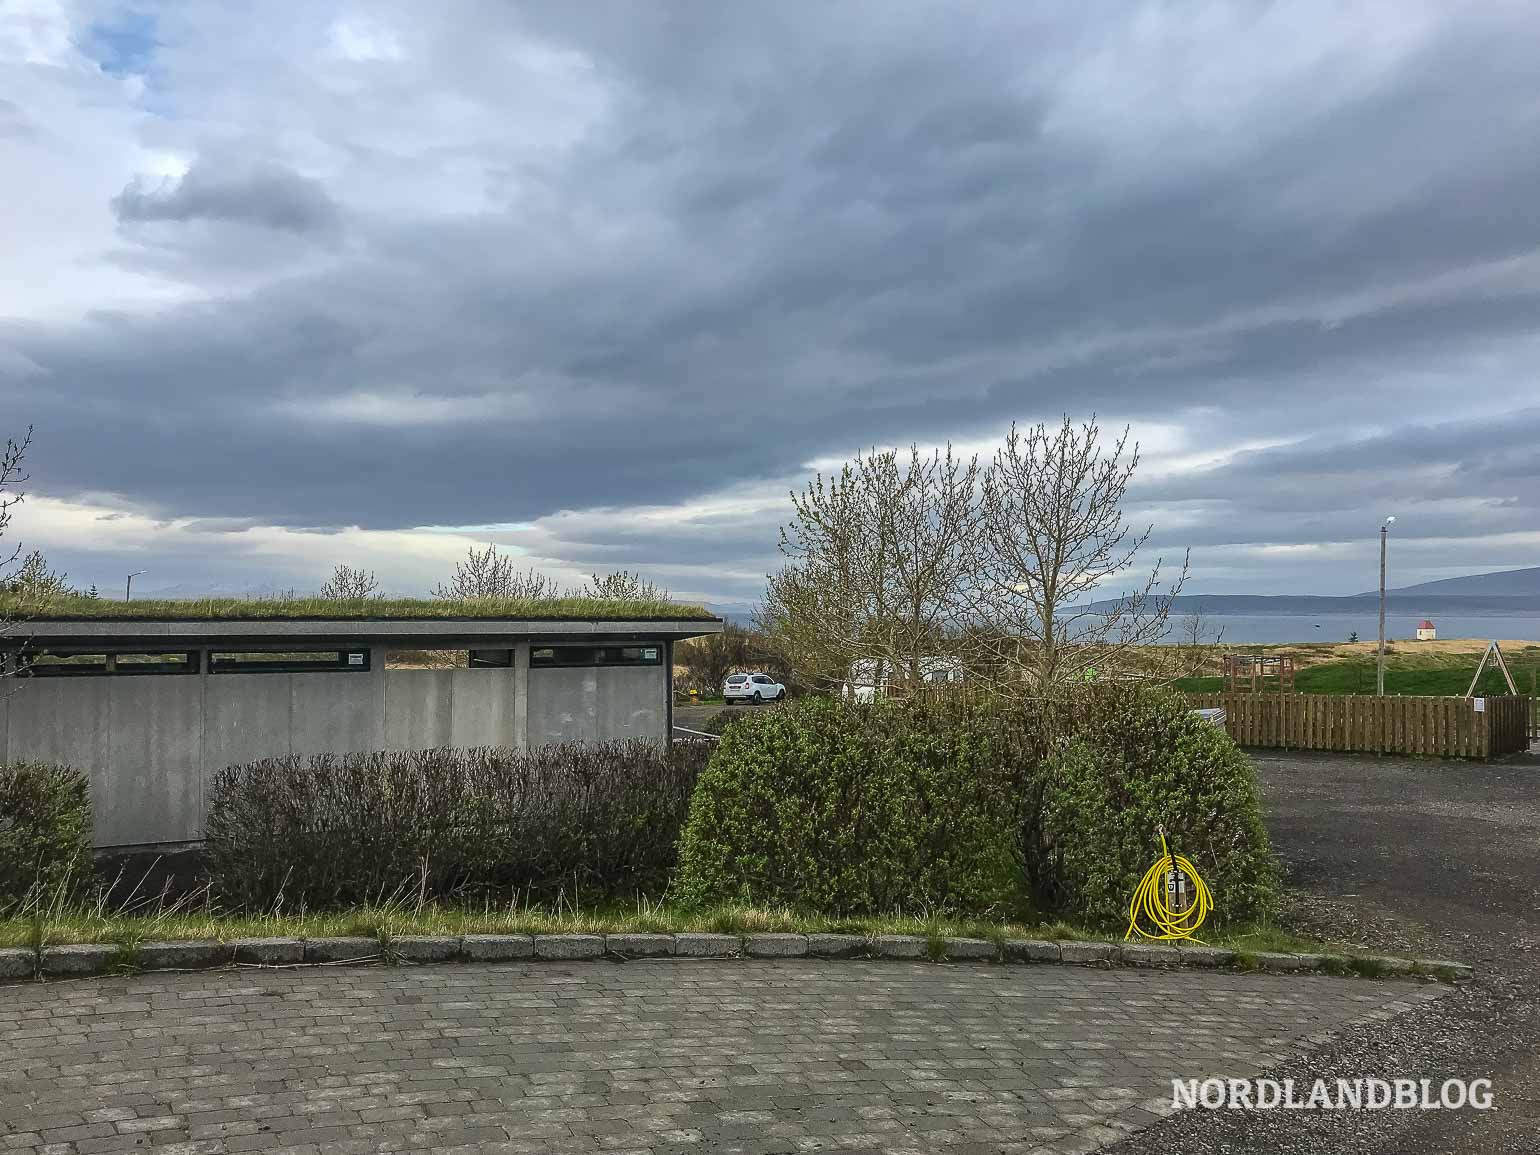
[318,563,381,600]
[581,570,667,600]
[765,443,980,692]
[972,416,1186,691]
[432,544,556,601]
[0,428,30,579]
[676,622,757,693]
[1,429,34,673]
[1160,606,1223,683]
[2,550,74,600]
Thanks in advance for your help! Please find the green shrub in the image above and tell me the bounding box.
[1035,688,1279,926]
[206,740,714,911]
[675,697,1024,916]
[0,761,92,911]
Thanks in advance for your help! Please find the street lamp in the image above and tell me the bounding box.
[125,570,146,602]
[1376,517,1395,696]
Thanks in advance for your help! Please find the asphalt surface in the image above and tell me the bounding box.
[1109,746,1540,1154]
[673,701,782,732]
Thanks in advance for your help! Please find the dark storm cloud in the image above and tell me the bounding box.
[5,2,1540,595]
[112,160,341,234]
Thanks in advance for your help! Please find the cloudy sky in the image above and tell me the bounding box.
[3,1,1538,610]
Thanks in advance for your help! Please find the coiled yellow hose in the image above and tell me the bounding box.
[1125,828,1212,942]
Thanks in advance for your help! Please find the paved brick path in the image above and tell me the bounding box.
[0,961,1441,1154]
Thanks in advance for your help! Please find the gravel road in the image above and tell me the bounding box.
[1109,746,1540,1154]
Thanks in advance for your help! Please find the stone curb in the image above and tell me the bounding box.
[232,937,303,965]
[871,934,927,959]
[390,935,459,963]
[462,934,534,961]
[673,932,740,957]
[304,936,379,964]
[744,933,807,958]
[137,941,232,970]
[3,934,1473,985]
[533,933,605,960]
[604,933,674,958]
[0,947,37,980]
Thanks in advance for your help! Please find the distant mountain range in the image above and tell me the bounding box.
[1096,566,1540,616]
[1356,565,1540,599]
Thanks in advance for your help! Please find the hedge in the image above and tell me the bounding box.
[1035,687,1280,925]
[206,740,715,911]
[675,697,1025,915]
[0,761,92,912]
[675,687,1279,928]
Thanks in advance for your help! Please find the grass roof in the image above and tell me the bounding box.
[0,594,718,623]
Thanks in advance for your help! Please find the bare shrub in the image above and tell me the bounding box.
[205,740,715,911]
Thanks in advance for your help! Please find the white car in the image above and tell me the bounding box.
[723,672,786,704]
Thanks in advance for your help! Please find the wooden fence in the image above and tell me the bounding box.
[1184,692,1532,759]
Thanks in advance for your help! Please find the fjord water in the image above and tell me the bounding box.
[1180,614,1540,645]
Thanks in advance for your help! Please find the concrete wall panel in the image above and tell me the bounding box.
[595,665,667,742]
[105,678,204,846]
[290,672,380,755]
[384,670,454,750]
[5,681,113,843]
[449,668,517,748]
[203,674,292,775]
[527,667,597,746]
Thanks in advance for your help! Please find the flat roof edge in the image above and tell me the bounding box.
[0,617,725,644]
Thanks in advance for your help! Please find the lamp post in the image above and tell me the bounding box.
[125,570,146,602]
[1376,517,1394,697]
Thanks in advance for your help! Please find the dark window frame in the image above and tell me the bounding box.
[209,648,371,674]
[468,648,514,668]
[15,650,201,677]
[529,644,664,669]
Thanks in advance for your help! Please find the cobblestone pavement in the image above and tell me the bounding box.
[0,960,1441,1154]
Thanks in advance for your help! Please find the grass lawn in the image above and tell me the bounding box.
[0,594,716,622]
[1175,642,1540,697]
[0,900,1350,962]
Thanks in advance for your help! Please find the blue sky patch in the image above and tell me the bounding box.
[84,8,158,77]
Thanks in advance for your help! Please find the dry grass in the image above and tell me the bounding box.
[0,898,1333,957]
[0,594,715,622]
[1173,637,1540,678]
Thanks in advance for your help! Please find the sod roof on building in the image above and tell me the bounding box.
[0,595,718,623]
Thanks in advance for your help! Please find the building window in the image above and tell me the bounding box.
[17,650,200,677]
[468,648,513,668]
[530,645,663,668]
[209,649,370,674]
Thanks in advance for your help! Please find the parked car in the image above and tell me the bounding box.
[723,672,786,704]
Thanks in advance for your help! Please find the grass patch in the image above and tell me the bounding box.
[0,901,1345,958]
[1175,644,1540,697]
[0,594,715,622]
[1216,924,1324,954]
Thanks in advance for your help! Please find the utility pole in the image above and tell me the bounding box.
[1376,517,1394,696]
[125,570,146,602]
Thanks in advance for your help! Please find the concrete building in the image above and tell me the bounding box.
[0,611,721,849]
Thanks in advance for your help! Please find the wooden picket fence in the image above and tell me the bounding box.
[1184,692,1532,759]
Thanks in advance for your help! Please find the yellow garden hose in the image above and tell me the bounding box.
[1125,827,1213,942]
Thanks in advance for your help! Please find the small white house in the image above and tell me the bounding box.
[1416,619,1437,641]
